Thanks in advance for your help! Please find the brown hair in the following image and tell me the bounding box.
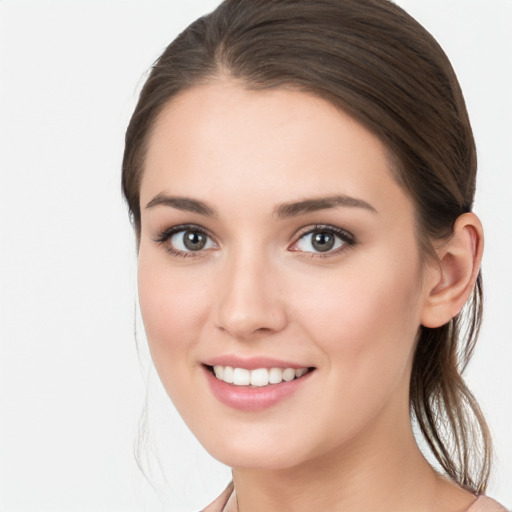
[122,0,491,493]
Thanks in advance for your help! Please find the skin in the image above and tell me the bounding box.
[137,80,483,512]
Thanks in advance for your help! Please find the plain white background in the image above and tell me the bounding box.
[0,1,510,510]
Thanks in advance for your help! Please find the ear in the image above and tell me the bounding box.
[421,213,484,328]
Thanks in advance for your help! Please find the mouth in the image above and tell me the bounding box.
[203,364,315,387]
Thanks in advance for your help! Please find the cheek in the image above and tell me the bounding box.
[278,254,423,453]
[137,252,210,391]
[290,249,423,393]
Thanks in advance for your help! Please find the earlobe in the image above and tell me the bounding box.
[421,213,484,328]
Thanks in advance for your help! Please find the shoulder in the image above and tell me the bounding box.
[465,495,509,512]
[201,482,234,512]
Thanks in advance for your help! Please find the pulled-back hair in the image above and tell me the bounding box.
[122,0,491,493]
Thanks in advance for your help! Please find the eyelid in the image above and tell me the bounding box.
[152,223,212,243]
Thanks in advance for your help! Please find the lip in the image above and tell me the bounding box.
[202,355,309,370]
[201,363,315,412]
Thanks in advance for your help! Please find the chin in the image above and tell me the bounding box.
[195,424,332,472]
[208,445,307,471]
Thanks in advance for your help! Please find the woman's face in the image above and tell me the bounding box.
[138,81,433,469]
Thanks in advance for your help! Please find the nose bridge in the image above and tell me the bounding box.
[214,242,287,340]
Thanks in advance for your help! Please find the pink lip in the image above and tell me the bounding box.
[202,355,309,370]
[201,365,315,412]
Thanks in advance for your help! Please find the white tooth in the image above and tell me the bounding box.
[233,368,250,386]
[295,368,307,378]
[268,367,283,384]
[250,368,269,387]
[213,365,224,379]
[223,366,234,384]
[282,368,296,382]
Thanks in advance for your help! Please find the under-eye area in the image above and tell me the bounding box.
[204,364,316,387]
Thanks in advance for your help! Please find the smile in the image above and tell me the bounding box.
[211,365,310,387]
[202,363,315,411]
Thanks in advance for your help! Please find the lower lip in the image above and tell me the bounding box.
[202,366,314,412]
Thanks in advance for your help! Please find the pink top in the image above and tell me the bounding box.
[201,483,509,512]
[466,495,509,512]
[202,482,233,512]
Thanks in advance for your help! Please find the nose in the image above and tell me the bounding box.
[214,249,288,341]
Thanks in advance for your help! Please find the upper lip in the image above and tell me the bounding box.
[202,355,312,370]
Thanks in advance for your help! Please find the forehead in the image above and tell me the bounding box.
[140,80,413,220]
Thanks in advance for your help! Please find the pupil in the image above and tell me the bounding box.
[312,231,334,252]
[184,231,206,250]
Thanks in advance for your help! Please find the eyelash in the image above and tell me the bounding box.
[153,223,356,259]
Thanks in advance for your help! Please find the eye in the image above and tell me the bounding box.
[291,225,355,256]
[171,229,215,251]
[154,225,217,257]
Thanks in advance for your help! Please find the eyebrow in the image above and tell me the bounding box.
[274,195,377,218]
[145,193,217,217]
[145,193,377,218]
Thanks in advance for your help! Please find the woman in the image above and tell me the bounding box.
[122,0,508,510]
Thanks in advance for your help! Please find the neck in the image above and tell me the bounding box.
[229,409,473,512]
